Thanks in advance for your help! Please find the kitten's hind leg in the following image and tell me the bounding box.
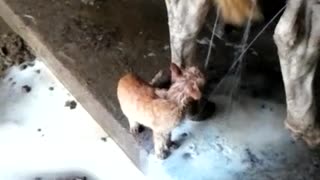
[128,119,141,135]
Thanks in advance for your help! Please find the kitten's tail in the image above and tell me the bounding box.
[212,0,263,26]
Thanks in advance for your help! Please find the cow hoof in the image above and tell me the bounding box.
[285,120,320,148]
[302,130,320,148]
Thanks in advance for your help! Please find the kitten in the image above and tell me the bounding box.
[117,63,205,159]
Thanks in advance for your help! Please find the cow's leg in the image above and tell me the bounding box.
[274,0,320,147]
[165,0,210,68]
[162,0,217,122]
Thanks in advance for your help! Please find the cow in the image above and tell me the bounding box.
[163,0,320,147]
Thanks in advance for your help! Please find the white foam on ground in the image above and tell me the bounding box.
[142,81,320,180]
[0,58,145,180]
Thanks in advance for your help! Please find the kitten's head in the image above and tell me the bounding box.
[169,63,205,101]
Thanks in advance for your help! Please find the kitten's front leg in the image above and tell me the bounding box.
[153,131,171,159]
[164,133,180,151]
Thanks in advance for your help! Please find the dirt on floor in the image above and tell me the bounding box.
[0,18,34,76]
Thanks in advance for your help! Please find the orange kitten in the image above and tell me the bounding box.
[117,63,205,159]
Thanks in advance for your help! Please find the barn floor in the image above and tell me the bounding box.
[1,0,320,179]
[1,59,319,180]
[0,38,318,180]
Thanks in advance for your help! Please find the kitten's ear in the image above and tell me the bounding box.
[170,63,182,82]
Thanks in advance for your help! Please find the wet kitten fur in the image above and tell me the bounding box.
[117,63,205,159]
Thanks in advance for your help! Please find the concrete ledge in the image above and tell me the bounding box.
[0,0,170,169]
